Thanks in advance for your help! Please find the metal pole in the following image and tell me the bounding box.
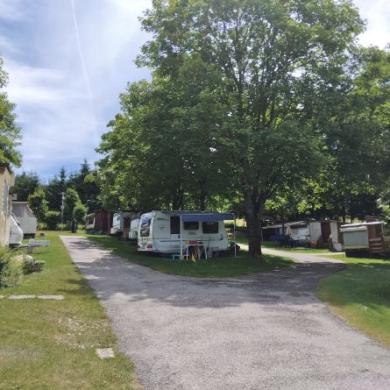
[180,215,183,260]
[60,192,65,226]
[234,215,237,257]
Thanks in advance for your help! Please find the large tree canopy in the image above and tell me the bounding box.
[0,57,21,167]
[97,0,378,258]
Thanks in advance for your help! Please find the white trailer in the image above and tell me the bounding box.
[286,220,341,250]
[12,201,37,237]
[9,214,23,247]
[110,212,133,235]
[341,221,389,256]
[129,217,140,241]
[137,211,235,258]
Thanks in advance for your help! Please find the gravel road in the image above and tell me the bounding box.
[62,236,390,390]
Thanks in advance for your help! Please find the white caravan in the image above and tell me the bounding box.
[110,211,133,235]
[12,201,37,237]
[9,214,23,247]
[129,217,140,240]
[137,211,234,256]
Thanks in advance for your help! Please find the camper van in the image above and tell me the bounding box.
[137,211,233,256]
[12,201,37,237]
[341,221,390,257]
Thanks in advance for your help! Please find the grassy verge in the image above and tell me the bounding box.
[0,232,139,390]
[317,255,390,347]
[86,234,291,278]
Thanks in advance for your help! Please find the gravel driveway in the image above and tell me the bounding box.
[62,236,390,390]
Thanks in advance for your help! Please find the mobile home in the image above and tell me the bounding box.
[12,201,37,237]
[85,209,112,234]
[9,214,23,247]
[129,217,140,241]
[0,164,15,247]
[286,220,341,249]
[137,211,234,257]
[341,221,389,257]
[110,211,140,239]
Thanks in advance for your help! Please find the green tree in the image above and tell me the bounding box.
[13,172,40,201]
[63,188,80,223]
[135,0,364,257]
[73,202,87,224]
[0,57,21,167]
[45,210,60,230]
[28,187,48,222]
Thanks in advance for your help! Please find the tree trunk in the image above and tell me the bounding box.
[244,190,263,259]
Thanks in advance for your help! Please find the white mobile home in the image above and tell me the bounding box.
[110,211,133,235]
[9,214,23,247]
[286,220,341,249]
[341,221,389,256]
[12,201,37,237]
[129,217,140,240]
[137,211,234,258]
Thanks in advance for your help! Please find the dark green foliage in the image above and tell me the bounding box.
[98,0,366,258]
[12,172,40,201]
[28,187,48,222]
[45,210,60,230]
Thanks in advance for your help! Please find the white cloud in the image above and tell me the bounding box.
[0,0,26,21]
[354,0,390,48]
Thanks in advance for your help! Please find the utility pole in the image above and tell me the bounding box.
[61,192,65,226]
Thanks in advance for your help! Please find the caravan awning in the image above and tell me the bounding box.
[181,213,234,222]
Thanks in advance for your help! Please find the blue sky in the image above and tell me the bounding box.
[0,0,389,181]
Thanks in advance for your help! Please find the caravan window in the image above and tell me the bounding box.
[170,216,180,234]
[183,221,199,230]
[202,222,219,234]
[140,215,152,237]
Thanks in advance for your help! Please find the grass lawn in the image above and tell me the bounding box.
[317,255,390,347]
[0,232,139,390]
[86,234,291,278]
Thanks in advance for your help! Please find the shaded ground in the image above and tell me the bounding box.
[62,236,390,390]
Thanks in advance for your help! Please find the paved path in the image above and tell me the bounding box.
[62,236,390,390]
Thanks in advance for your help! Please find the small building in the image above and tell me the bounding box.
[12,201,37,238]
[341,221,390,257]
[85,209,112,234]
[0,164,15,247]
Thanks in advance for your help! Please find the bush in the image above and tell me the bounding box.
[45,210,60,230]
[0,256,24,288]
[21,255,45,274]
[0,250,45,288]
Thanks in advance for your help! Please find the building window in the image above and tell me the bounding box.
[202,222,219,234]
[183,221,199,230]
[140,215,152,237]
